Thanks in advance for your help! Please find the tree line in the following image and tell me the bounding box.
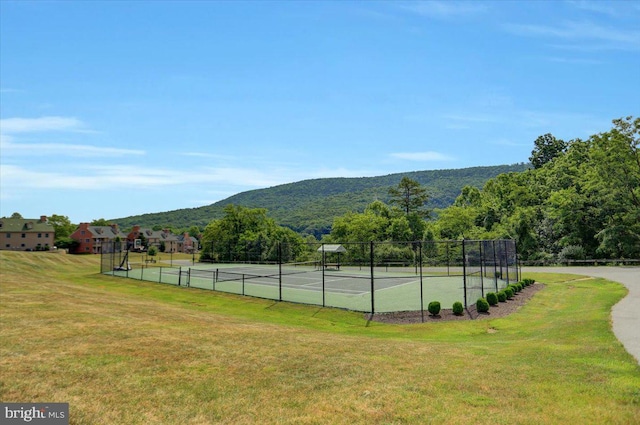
[198,116,639,262]
[427,116,638,261]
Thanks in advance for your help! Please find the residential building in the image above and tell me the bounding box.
[0,215,55,251]
[69,223,199,254]
[127,226,177,253]
[177,232,199,253]
[70,223,128,254]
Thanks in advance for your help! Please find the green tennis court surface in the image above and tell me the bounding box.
[108,262,510,313]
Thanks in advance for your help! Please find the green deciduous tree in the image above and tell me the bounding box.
[48,214,76,240]
[200,205,305,262]
[48,214,78,249]
[588,116,640,257]
[430,116,639,260]
[529,133,567,169]
[431,206,479,240]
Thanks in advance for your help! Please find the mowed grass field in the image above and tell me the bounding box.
[1,252,638,424]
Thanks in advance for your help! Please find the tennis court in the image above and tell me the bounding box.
[110,262,510,313]
[103,239,519,314]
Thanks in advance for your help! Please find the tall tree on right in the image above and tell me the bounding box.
[529,133,567,169]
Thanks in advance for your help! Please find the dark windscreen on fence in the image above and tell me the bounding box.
[101,239,519,319]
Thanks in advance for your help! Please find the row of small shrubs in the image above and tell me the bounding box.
[476,278,536,313]
[426,301,465,316]
[427,278,536,317]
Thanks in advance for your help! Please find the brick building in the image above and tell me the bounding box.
[70,223,128,254]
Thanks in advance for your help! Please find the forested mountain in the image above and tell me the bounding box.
[112,164,528,236]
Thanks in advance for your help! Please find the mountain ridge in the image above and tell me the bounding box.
[111,163,529,236]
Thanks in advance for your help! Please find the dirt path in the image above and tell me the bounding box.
[524,266,640,365]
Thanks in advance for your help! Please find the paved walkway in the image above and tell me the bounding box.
[523,266,640,364]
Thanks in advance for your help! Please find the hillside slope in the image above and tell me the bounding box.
[112,163,528,235]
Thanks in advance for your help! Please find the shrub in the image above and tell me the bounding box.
[523,278,535,286]
[428,301,441,316]
[452,301,464,316]
[497,290,507,302]
[476,298,490,313]
[504,287,514,299]
[558,244,586,262]
[486,292,498,306]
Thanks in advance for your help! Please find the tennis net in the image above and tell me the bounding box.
[213,260,320,283]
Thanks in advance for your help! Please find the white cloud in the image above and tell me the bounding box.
[390,151,454,162]
[444,114,503,124]
[0,163,291,191]
[566,1,634,18]
[1,116,140,158]
[400,1,487,19]
[0,88,24,94]
[0,116,86,133]
[504,20,640,50]
[179,151,238,161]
[1,139,144,157]
[543,56,603,64]
[0,159,392,198]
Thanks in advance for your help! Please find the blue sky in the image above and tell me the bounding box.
[1,1,639,224]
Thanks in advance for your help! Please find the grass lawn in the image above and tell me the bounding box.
[1,251,638,424]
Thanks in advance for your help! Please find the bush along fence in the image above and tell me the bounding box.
[474,278,536,316]
[101,239,519,317]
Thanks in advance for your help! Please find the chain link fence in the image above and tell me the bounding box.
[101,239,519,316]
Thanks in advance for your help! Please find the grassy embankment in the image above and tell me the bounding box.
[1,251,638,424]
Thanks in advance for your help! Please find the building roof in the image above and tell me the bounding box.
[0,217,54,233]
[130,227,180,242]
[177,234,198,243]
[85,226,128,239]
[317,244,347,253]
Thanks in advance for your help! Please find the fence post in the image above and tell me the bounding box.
[515,241,520,282]
[492,241,498,292]
[462,240,467,308]
[278,242,282,301]
[479,241,484,298]
[321,244,326,307]
[178,266,182,286]
[446,242,450,276]
[419,242,424,323]
[504,240,510,285]
[370,241,375,315]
